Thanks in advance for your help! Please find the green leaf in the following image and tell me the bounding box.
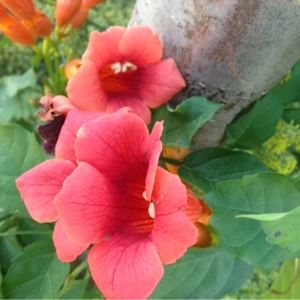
[238,206,300,256]
[0,235,23,273]
[0,69,41,124]
[2,241,69,299]
[263,259,300,299]
[0,264,3,299]
[178,148,268,193]
[30,54,42,68]
[0,124,47,217]
[226,90,283,149]
[150,96,222,148]
[282,108,300,125]
[274,59,300,105]
[150,247,253,299]
[204,173,300,269]
[0,36,10,50]
[58,279,89,299]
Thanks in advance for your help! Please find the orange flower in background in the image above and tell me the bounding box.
[81,0,105,9]
[162,145,213,248]
[162,146,190,174]
[23,10,52,37]
[0,5,35,46]
[64,59,82,79]
[67,8,89,29]
[55,0,82,26]
[0,0,35,21]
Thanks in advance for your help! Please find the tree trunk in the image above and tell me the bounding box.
[129,0,300,149]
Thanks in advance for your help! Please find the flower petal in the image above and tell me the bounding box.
[145,122,163,201]
[55,110,104,162]
[15,160,76,223]
[120,26,162,66]
[151,167,198,264]
[75,113,149,181]
[66,61,107,112]
[88,233,164,299]
[106,94,151,124]
[136,59,186,108]
[55,162,154,245]
[54,162,114,245]
[82,27,126,69]
[53,220,88,262]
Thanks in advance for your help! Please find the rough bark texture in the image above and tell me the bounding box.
[129,0,300,149]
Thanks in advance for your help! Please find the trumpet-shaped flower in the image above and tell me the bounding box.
[0,5,35,46]
[0,0,35,21]
[55,0,82,26]
[23,10,52,37]
[67,26,186,124]
[53,113,197,299]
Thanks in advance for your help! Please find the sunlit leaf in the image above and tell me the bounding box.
[150,96,222,148]
[2,241,69,299]
[238,206,300,256]
[264,259,300,299]
[204,173,300,269]
[226,90,283,149]
[150,247,253,299]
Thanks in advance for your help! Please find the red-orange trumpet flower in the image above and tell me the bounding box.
[55,0,82,26]
[0,5,35,46]
[23,10,52,37]
[0,0,35,21]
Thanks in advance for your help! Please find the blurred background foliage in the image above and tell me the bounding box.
[0,0,136,77]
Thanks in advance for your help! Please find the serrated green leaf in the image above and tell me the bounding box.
[274,59,300,105]
[238,206,300,256]
[150,247,253,299]
[204,173,300,269]
[282,107,300,124]
[226,90,283,149]
[179,148,268,193]
[2,241,69,299]
[58,279,89,299]
[150,97,222,148]
[263,259,300,299]
[0,124,47,216]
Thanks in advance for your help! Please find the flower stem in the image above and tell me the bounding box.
[70,260,88,278]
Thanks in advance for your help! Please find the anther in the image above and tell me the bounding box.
[142,191,148,201]
[148,202,155,218]
[123,61,137,72]
[111,62,122,74]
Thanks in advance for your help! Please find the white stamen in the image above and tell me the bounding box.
[124,61,137,71]
[148,202,155,218]
[111,62,122,74]
[121,64,128,73]
[142,191,148,201]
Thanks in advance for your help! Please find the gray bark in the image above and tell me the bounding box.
[129,0,300,149]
